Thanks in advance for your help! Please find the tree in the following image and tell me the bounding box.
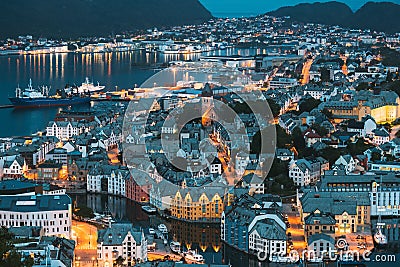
[292,127,305,151]
[114,256,125,267]
[347,139,374,156]
[319,147,341,166]
[266,98,281,117]
[371,152,382,162]
[355,82,369,91]
[321,108,333,119]
[74,206,95,219]
[268,158,289,178]
[276,126,293,148]
[0,227,14,262]
[0,227,33,267]
[312,125,328,137]
[320,67,331,82]
[298,98,321,113]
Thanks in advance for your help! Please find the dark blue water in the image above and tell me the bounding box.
[0,48,265,137]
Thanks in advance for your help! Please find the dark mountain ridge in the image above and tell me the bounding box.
[268,1,400,33]
[0,0,212,38]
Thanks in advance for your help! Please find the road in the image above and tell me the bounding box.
[300,58,313,85]
[72,220,98,267]
[282,203,306,253]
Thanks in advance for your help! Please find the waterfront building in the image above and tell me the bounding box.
[125,169,151,203]
[221,194,286,255]
[86,163,130,196]
[170,185,226,222]
[300,191,370,233]
[97,223,147,266]
[68,158,97,182]
[0,194,72,238]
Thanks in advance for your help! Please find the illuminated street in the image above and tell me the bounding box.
[300,57,313,85]
[72,220,98,267]
[107,148,121,165]
[282,203,306,252]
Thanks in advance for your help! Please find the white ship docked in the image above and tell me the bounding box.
[77,77,105,93]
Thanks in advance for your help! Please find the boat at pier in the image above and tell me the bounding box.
[158,224,168,234]
[9,79,90,108]
[170,241,181,254]
[183,250,204,263]
[77,77,105,94]
[141,205,157,214]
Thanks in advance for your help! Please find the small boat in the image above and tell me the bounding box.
[158,224,168,234]
[184,250,204,263]
[373,176,388,248]
[170,241,181,254]
[101,215,115,224]
[374,229,388,247]
[141,205,156,214]
[148,228,155,235]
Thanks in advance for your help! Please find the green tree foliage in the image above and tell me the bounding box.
[321,108,333,119]
[312,125,328,137]
[298,98,321,113]
[292,127,305,151]
[268,158,289,178]
[319,147,342,166]
[74,206,95,219]
[0,227,33,267]
[276,126,293,148]
[266,98,281,117]
[371,151,382,161]
[355,82,369,91]
[320,67,331,82]
[347,139,374,156]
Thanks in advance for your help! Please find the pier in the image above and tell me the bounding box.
[0,104,14,109]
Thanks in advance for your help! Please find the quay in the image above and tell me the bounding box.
[0,104,14,109]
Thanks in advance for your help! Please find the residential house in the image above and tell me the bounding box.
[221,194,286,256]
[97,223,147,266]
[334,155,356,174]
[371,127,390,146]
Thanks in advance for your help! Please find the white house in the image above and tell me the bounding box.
[306,233,335,260]
[289,159,311,186]
[0,194,72,239]
[97,223,147,266]
[46,121,86,140]
[371,127,390,146]
[248,218,287,259]
[2,155,27,179]
[108,169,130,196]
[334,155,356,174]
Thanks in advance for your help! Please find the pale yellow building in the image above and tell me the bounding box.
[170,186,226,222]
[321,90,400,124]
